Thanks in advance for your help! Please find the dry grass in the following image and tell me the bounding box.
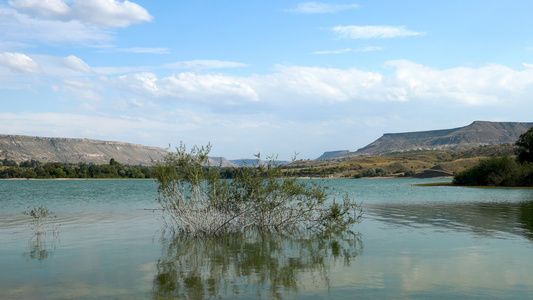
[285,144,516,178]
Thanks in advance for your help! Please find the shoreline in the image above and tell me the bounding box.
[0,178,155,181]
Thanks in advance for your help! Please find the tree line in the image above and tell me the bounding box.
[0,158,155,179]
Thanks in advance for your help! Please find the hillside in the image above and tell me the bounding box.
[286,144,517,179]
[351,121,533,157]
[316,150,350,160]
[0,135,167,166]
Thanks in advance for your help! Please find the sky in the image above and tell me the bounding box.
[1,0,533,160]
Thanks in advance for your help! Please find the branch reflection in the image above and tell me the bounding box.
[23,234,56,262]
[152,230,362,299]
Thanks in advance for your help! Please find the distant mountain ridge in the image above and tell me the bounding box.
[0,135,167,166]
[316,150,350,160]
[352,121,533,157]
[316,121,533,160]
[0,135,285,167]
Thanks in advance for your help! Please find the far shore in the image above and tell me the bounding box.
[414,182,533,189]
[0,178,155,181]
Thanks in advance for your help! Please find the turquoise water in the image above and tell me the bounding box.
[1,179,533,299]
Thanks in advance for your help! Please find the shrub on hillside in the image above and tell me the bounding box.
[453,155,527,186]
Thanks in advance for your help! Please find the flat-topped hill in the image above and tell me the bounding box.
[352,121,533,157]
[0,135,167,165]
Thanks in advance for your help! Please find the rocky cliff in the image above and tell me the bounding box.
[0,135,168,165]
[352,121,533,156]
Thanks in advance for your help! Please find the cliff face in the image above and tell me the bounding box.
[353,121,533,156]
[0,135,168,165]
[316,150,350,160]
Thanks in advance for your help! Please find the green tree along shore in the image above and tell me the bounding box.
[454,127,533,187]
[0,158,155,179]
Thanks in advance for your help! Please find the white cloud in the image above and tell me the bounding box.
[8,0,70,19]
[383,60,533,105]
[62,55,92,73]
[61,78,102,101]
[0,7,113,45]
[91,61,533,111]
[332,25,424,39]
[69,0,153,27]
[0,41,34,50]
[0,52,40,73]
[289,2,359,14]
[5,60,533,159]
[9,0,153,27]
[110,72,259,105]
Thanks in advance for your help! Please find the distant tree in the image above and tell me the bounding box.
[2,158,18,167]
[516,127,533,164]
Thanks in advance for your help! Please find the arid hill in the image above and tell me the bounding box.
[351,121,533,157]
[0,135,167,166]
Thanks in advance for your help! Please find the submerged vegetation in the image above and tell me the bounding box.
[22,205,59,261]
[454,127,533,187]
[22,205,59,237]
[154,143,362,237]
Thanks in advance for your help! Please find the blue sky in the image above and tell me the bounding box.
[1,0,533,160]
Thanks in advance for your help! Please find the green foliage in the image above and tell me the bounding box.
[453,155,531,186]
[154,143,362,237]
[0,160,155,179]
[516,127,533,164]
[453,128,533,187]
[1,158,18,167]
[361,168,388,178]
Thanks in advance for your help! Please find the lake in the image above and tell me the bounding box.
[1,179,533,299]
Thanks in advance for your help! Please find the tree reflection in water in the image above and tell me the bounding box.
[23,234,56,262]
[152,230,362,299]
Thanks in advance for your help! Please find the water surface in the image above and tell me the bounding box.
[1,179,533,299]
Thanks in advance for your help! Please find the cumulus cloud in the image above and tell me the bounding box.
[62,55,92,73]
[332,25,425,39]
[289,2,359,14]
[110,72,259,105]
[0,52,40,73]
[8,0,153,27]
[0,7,113,45]
[5,60,533,159]
[383,60,533,105]
[8,0,70,19]
[99,61,533,111]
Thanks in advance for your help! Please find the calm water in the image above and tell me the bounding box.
[1,179,533,299]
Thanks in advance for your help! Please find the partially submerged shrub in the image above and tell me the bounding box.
[22,205,58,237]
[154,143,362,237]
